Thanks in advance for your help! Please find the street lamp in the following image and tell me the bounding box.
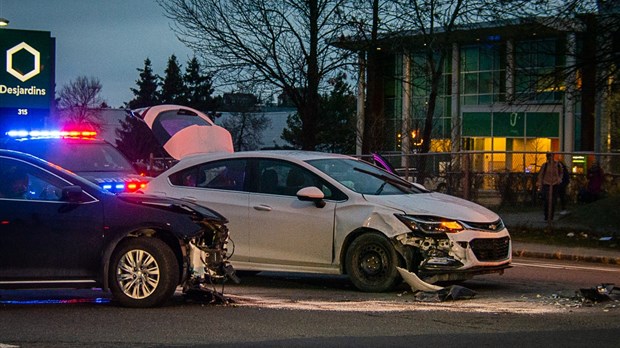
[0,17,8,27]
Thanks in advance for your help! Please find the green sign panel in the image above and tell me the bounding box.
[463,111,559,138]
[0,28,53,132]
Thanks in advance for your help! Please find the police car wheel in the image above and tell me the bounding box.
[109,237,179,308]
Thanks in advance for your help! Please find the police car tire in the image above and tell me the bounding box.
[109,237,179,308]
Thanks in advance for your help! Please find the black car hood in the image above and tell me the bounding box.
[116,193,228,223]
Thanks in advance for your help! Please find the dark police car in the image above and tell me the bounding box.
[0,149,235,307]
[1,130,148,193]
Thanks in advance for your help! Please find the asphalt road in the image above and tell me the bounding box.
[1,257,619,347]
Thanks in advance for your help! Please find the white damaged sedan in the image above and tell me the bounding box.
[144,151,511,292]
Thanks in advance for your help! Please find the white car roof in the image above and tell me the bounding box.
[177,150,354,166]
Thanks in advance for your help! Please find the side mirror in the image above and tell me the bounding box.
[296,186,326,208]
[61,185,83,202]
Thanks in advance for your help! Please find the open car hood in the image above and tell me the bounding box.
[130,104,233,160]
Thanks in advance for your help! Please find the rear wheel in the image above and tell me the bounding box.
[109,237,179,307]
[345,233,400,292]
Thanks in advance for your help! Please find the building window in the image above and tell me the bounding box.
[460,43,505,105]
[514,38,564,103]
[408,52,452,146]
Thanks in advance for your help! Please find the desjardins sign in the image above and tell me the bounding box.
[0,28,53,131]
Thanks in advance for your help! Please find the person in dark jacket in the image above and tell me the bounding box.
[0,167,29,199]
[582,162,605,202]
[558,160,570,215]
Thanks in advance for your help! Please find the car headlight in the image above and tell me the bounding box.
[396,214,464,234]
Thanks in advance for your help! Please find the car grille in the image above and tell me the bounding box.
[470,237,511,261]
[463,219,505,232]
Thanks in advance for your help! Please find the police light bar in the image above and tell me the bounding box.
[100,181,147,193]
[6,130,97,138]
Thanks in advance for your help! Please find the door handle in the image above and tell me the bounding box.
[253,205,272,212]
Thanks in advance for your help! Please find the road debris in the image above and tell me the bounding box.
[580,283,619,303]
[396,267,476,302]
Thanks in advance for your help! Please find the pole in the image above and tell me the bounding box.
[547,183,554,226]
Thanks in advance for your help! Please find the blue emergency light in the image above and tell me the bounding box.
[6,129,97,138]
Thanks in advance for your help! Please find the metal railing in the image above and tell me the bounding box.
[363,151,620,208]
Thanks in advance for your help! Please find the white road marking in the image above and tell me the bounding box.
[228,295,562,314]
[512,261,620,273]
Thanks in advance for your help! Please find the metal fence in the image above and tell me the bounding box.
[363,151,620,208]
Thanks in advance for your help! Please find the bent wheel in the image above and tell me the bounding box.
[109,237,179,307]
[346,233,400,292]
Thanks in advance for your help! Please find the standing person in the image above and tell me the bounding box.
[585,162,605,202]
[558,160,570,215]
[536,153,563,221]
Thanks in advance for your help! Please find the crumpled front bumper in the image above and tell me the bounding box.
[184,219,238,291]
[394,228,512,282]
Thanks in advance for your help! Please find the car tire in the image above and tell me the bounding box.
[109,237,179,308]
[345,233,401,292]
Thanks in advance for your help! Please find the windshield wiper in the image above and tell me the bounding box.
[375,181,387,195]
[353,167,414,191]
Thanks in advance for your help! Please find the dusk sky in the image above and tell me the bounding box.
[1,0,195,107]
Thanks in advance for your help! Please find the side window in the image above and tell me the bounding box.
[170,159,247,191]
[0,157,68,201]
[257,159,339,199]
[169,166,200,187]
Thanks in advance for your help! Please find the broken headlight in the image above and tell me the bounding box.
[396,214,464,235]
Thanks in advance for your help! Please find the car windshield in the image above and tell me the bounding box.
[307,158,421,195]
[23,141,136,173]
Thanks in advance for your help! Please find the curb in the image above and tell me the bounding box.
[512,249,620,265]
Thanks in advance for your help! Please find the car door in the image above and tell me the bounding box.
[160,158,251,261]
[247,159,337,267]
[0,156,104,282]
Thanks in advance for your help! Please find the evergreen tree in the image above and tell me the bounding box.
[282,73,356,153]
[127,58,160,109]
[317,73,356,154]
[160,54,187,104]
[119,58,165,165]
[184,56,217,111]
[115,114,166,166]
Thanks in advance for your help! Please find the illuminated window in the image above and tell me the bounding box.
[460,43,506,105]
[514,38,564,103]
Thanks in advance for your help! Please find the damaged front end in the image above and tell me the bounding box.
[182,216,239,302]
[394,214,512,284]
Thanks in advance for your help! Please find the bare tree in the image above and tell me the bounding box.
[222,110,271,151]
[158,0,354,150]
[57,76,105,131]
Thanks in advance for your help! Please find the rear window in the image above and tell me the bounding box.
[153,110,212,141]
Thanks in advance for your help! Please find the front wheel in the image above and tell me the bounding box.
[345,233,401,292]
[109,237,179,307]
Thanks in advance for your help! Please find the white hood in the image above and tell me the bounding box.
[363,192,500,222]
[130,104,233,160]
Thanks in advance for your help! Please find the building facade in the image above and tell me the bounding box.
[347,17,616,174]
